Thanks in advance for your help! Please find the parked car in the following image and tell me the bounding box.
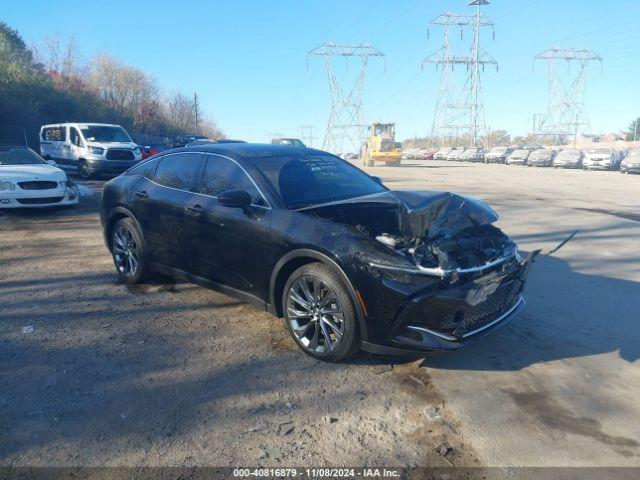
[620,151,640,174]
[553,149,583,169]
[272,138,306,147]
[418,148,436,160]
[460,148,484,163]
[527,149,556,167]
[141,144,169,160]
[101,143,534,361]
[582,147,618,170]
[433,147,452,160]
[506,149,530,165]
[0,145,79,209]
[446,148,466,161]
[40,123,142,179]
[174,135,208,148]
[485,147,512,164]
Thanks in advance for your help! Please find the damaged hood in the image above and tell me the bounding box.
[300,190,499,238]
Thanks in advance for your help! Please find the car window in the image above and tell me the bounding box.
[201,155,265,206]
[253,153,387,209]
[128,157,161,178]
[70,127,83,147]
[43,127,66,142]
[152,153,203,192]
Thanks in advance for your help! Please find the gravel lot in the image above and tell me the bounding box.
[1,161,639,468]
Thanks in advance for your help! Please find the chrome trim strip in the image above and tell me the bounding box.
[368,252,517,278]
[406,295,525,341]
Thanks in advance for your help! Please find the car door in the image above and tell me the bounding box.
[129,152,205,270]
[186,154,272,298]
[58,126,74,166]
[68,126,85,168]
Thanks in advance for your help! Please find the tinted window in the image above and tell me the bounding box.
[252,154,387,209]
[152,153,203,191]
[201,156,264,205]
[128,157,161,178]
[43,127,66,142]
[0,147,45,165]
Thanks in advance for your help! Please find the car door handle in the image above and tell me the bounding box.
[134,190,149,199]
[186,204,205,214]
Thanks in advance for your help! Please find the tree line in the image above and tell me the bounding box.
[0,22,222,147]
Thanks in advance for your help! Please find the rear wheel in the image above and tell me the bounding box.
[283,263,360,362]
[111,217,149,284]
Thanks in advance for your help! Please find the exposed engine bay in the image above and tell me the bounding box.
[300,190,518,274]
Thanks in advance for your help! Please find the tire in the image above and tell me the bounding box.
[282,263,360,362]
[78,161,93,180]
[110,217,149,284]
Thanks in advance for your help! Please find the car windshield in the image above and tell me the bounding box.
[80,125,131,143]
[280,139,305,147]
[587,148,611,155]
[489,148,506,154]
[252,153,387,209]
[559,149,580,158]
[531,150,551,158]
[0,147,45,165]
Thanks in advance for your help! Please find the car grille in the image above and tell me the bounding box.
[16,197,64,205]
[106,149,135,160]
[445,279,522,338]
[18,181,58,190]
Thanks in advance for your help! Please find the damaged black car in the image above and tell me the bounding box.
[100,144,536,361]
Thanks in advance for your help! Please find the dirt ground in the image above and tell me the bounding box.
[0,178,478,467]
[1,161,639,468]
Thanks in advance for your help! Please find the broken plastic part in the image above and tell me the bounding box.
[301,190,515,275]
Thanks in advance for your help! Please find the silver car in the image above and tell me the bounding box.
[506,149,530,165]
[620,151,640,174]
[582,147,617,170]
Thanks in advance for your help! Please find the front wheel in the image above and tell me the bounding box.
[111,217,149,283]
[283,263,360,362]
[78,161,93,179]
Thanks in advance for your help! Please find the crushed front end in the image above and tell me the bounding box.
[301,190,538,354]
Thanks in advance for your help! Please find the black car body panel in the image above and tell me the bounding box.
[101,144,534,355]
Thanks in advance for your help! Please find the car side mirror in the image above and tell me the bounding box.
[371,176,383,185]
[219,189,252,209]
[46,159,56,166]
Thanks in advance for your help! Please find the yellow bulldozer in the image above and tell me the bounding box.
[360,123,403,167]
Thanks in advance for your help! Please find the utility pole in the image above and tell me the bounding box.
[194,92,199,136]
[308,42,385,155]
[424,1,497,147]
[533,48,601,139]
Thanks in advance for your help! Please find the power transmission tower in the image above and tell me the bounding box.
[534,48,602,140]
[424,0,497,147]
[308,42,384,155]
[299,124,317,148]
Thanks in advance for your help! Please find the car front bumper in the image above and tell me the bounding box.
[554,161,581,168]
[0,188,79,208]
[583,159,613,169]
[85,159,141,175]
[621,164,640,173]
[355,252,535,354]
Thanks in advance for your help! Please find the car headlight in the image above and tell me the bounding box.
[134,146,141,154]
[89,146,104,155]
[0,181,16,191]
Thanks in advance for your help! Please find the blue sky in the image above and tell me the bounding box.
[2,0,638,143]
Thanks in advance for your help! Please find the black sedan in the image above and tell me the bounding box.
[101,144,535,361]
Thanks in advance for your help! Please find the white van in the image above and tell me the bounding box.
[39,123,142,178]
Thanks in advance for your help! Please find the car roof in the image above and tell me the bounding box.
[179,142,320,160]
[41,123,121,128]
